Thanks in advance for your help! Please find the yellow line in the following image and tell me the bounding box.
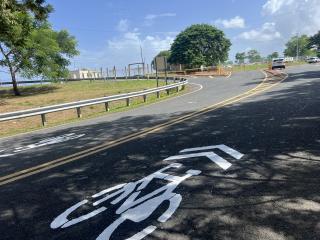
[0,70,288,186]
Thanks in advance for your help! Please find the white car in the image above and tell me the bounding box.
[306,57,320,63]
[272,58,286,70]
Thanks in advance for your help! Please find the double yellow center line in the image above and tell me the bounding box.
[0,71,288,187]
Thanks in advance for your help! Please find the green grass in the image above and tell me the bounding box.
[231,61,305,72]
[0,80,188,137]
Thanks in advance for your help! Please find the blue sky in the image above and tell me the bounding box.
[47,0,268,69]
[1,0,320,80]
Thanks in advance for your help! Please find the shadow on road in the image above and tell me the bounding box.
[0,70,319,239]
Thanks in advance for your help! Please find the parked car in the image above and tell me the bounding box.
[272,58,285,70]
[306,57,320,63]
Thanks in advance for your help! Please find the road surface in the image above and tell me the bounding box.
[0,64,319,240]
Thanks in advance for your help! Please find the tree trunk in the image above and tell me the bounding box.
[9,67,20,96]
[0,44,20,96]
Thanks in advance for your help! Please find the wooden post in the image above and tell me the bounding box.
[126,98,131,106]
[156,91,160,98]
[105,102,110,112]
[41,114,47,126]
[143,63,145,76]
[128,65,131,78]
[143,94,147,102]
[76,107,82,118]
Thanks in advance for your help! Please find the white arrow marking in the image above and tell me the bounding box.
[179,144,244,160]
[164,151,232,170]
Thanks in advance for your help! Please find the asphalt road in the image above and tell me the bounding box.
[0,64,319,240]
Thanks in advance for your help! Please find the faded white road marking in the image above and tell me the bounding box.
[0,133,85,158]
[209,76,214,79]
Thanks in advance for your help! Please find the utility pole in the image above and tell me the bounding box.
[296,33,299,61]
[164,57,168,85]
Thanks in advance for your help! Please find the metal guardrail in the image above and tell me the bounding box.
[0,75,174,86]
[0,78,188,126]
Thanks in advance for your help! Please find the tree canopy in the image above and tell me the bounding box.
[0,0,78,96]
[284,35,316,58]
[309,31,320,57]
[267,52,279,61]
[246,49,262,63]
[168,24,231,68]
[235,52,246,64]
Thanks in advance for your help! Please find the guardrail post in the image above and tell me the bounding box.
[176,86,179,92]
[166,89,170,95]
[157,91,160,98]
[76,107,82,118]
[41,114,47,127]
[126,98,131,106]
[143,94,147,102]
[105,102,110,112]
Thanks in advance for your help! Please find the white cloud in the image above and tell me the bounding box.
[145,13,176,20]
[238,22,281,41]
[144,13,176,26]
[73,31,175,69]
[262,0,295,14]
[116,19,129,32]
[214,16,246,29]
[262,0,320,36]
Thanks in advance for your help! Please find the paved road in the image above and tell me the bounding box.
[0,65,319,240]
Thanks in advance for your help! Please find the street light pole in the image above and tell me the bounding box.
[296,33,299,61]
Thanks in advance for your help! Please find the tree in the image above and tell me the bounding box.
[235,52,246,64]
[246,49,261,63]
[168,24,231,68]
[267,52,279,61]
[0,0,78,96]
[284,35,316,58]
[309,31,320,57]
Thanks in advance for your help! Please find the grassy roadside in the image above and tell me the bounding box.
[231,61,305,72]
[0,80,189,137]
[0,80,168,112]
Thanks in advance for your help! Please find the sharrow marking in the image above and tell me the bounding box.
[164,151,232,170]
[179,144,244,160]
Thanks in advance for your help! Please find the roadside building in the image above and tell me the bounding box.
[69,69,102,79]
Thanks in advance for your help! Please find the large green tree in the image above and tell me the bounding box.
[235,52,246,64]
[246,49,262,63]
[284,35,316,58]
[309,31,320,57]
[168,24,231,68]
[0,0,78,96]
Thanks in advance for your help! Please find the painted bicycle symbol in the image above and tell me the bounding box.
[50,144,243,240]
